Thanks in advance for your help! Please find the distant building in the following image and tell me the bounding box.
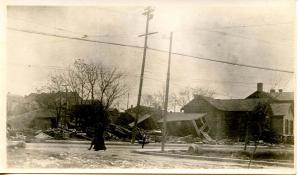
[7,92,82,130]
[7,109,56,130]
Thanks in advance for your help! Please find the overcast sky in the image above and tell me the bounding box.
[6,1,296,108]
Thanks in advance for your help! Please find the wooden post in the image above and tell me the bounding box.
[161,32,173,151]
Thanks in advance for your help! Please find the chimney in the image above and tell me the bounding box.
[257,83,263,92]
[279,89,283,93]
[270,89,275,93]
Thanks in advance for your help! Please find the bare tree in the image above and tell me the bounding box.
[46,73,65,127]
[142,86,215,112]
[192,87,216,98]
[66,66,80,105]
[169,92,178,112]
[96,66,127,110]
[174,88,192,108]
[85,62,99,103]
[73,59,89,104]
[175,87,216,110]
[142,94,156,107]
[141,90,165,109]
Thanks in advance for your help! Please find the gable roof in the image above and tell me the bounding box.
[246,91,294,102]
[157,113,206,122]
[205,98,268,112]
[126,105,157,115]
[182,95,268,112]
[270,103,291,116]
[269,92,294,101]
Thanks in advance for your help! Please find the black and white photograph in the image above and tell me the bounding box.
[2,0,297,173]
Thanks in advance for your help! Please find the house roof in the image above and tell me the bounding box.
[182,95,268,112]
[270,103,291,116]
[126,105,156,115]
[246,91,294,101]
[126,105,162,121]
[269,92,294,101]
[128,114,152,127]
[157,113,206,122]
[205,98,268,112]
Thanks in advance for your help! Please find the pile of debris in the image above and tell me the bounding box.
[166,135,203,144]
[43,128,76,140]
[146,130,162,142]
[28,124,146,142]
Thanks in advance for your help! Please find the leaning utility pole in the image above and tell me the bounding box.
[162,32,173,151]
[62,84,69,129]
[131,7,156,144]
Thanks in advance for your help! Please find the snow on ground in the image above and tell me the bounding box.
[6,143,293,169]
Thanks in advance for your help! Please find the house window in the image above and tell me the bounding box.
[285,119,289,135]
[290,120,293,135]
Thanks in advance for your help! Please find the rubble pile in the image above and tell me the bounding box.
[146,130,162,142]
[166,135,203,144]
[106,124,133,141]
[43,128,73,140]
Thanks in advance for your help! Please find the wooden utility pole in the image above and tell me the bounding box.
[126,92,130,110]
[63,84,69,129]
[162,32,173,151]
[131,7,156,144]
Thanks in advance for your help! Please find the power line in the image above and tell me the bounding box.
[9,14,294,45]
[8,15,145,39]
[205,22,293,30]
[8,27,294,74]
[9,62,293,99]
[162,24,294,47]
[189,28,293,46]
[147,48,294,74]
[10,62,275,90]
[8,16,86,36]
[8,27,144,49]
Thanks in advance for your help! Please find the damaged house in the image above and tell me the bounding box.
[181,83,294,143]
[181,95,268,141]
[157,112,211,141]
[115,105,162,130]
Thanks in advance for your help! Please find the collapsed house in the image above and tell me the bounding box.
[115,105,161,130]
[180,83,294,143]
[108,108,121,124]
[157,112,212,141]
